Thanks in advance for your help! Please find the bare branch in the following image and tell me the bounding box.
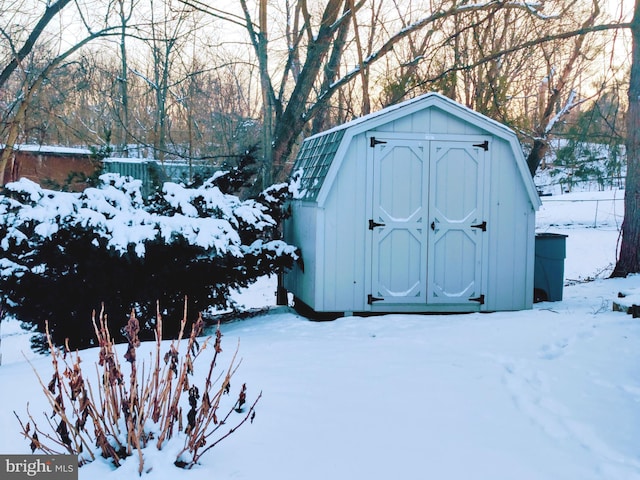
[0,0,73,89]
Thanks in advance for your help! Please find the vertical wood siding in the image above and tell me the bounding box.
[284,95,538,314]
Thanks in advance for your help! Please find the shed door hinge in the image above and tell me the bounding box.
[473,140,489,151]
[469,294,485,305]
[370,137,387,148]
[471,221,487,232]
[369,219,386,230]
[368,294,384,304]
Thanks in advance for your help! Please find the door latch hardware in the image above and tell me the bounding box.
[471,221,487,231]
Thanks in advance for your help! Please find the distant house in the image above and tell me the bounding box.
[1,145,101,191]
[284,92,542,316]
[1,144,224,197]
[1,145,172,196]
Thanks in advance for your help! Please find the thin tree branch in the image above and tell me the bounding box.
[415,22,630,92]
[0,0,74,89]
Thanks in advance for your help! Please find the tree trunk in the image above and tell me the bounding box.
[119,1,131,157]
[311,2,351,133]
[527,138,550,176]
[258,0,274,189]
[0,82,43,183]
[270,0,345,183]
[612,0,640,277]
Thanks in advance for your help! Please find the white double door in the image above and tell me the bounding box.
[369,135,488,306]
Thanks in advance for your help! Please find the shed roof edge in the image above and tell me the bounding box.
[312,93,540,209]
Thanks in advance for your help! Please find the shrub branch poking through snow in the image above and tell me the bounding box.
[0,172,298,349]
[14,304,260,473]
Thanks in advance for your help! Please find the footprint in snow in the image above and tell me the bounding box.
[500,360,567,439]
[537,338,570,360]
[500,358,640,477]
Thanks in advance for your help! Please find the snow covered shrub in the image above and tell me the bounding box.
[16,307,259,473]
[0,172,297,349]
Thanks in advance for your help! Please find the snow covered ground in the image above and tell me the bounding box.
[1,190,639,480]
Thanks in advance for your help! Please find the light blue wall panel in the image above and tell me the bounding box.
[283,202,318,308]
[485,139,534,310]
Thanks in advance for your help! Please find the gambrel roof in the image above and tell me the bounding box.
[292,129,345,201]
[291,92,541,209]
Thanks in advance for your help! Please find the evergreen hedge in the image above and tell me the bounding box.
[0,167,297,349]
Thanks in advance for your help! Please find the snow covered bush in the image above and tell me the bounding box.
[0,172,297,349]
[16,307,259,472]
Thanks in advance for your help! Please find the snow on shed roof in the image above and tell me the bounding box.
[291,92,540,209]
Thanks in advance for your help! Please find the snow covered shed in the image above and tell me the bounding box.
[283,93,541,315]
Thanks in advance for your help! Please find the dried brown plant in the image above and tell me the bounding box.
[14,301,261,473]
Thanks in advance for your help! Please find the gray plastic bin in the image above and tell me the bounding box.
[534,233,568,302]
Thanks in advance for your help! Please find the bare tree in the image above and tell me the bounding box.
[2,0,631,192]
[116,0,137,156]
[131,0,203,164]
[0,0,73,90]
[0,29,120,183]
[523,0,603,175]
[184,0,557,186]
[0,0,134,184]
[372,0,610,177]
[612,0,640,276]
